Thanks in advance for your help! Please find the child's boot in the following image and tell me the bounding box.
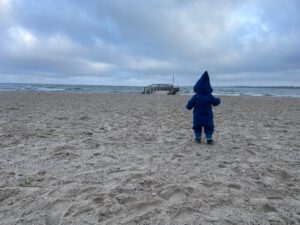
[195,138,201,143]
[194,130,201,143]
[207,139,214,145]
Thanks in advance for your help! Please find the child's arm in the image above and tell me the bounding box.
[186,95,197,110]
[210,95,221,106]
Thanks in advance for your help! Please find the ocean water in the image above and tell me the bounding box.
[180,86,300,97]
[0,83,299,98]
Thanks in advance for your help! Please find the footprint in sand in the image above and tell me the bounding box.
[115,193,136,205]
[92,194,105,205]
[227,183,242,190]
[262,203,278,213]
[0,188,20,202]
[267,167,292,181]
[52,149,79,160]
[45,200,70,225]
[157,185,193,205]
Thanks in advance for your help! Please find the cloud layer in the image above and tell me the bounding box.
[0,0,299,85]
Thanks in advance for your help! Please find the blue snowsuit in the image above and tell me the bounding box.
[186,71,221,140]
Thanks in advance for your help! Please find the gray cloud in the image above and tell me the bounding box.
[0,0,299,85]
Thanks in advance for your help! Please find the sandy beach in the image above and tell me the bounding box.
[0,92,299,225]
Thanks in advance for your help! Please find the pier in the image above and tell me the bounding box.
[142,84,180,95]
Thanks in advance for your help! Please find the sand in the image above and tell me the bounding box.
[0,92,299,225]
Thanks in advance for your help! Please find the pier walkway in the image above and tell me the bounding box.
[142,84,180,95]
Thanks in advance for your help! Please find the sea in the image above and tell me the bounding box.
[0,83,299,98]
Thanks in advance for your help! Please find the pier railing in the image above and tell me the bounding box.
[142,84,180,95]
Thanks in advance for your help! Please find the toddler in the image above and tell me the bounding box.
[186,71,221,144]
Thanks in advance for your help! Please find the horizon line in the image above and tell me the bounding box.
[0,82,299,88]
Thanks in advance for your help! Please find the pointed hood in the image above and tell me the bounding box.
[193,71,213,94]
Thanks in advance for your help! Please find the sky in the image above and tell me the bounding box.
[0,0,300,86]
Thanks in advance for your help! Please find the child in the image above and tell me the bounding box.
[186,71,221,144]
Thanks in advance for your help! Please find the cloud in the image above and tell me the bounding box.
[0,0,299,85]
[0,0,14,28]
[0,0,13,12]
[7,26,37,48]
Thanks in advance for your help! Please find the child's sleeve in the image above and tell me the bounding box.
[186,95,197,110]
[210,95,221,106]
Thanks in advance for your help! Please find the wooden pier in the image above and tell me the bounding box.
[142,84,180,95]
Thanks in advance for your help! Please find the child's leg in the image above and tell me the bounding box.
[194,126,202,142]
[204,125,214,140]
